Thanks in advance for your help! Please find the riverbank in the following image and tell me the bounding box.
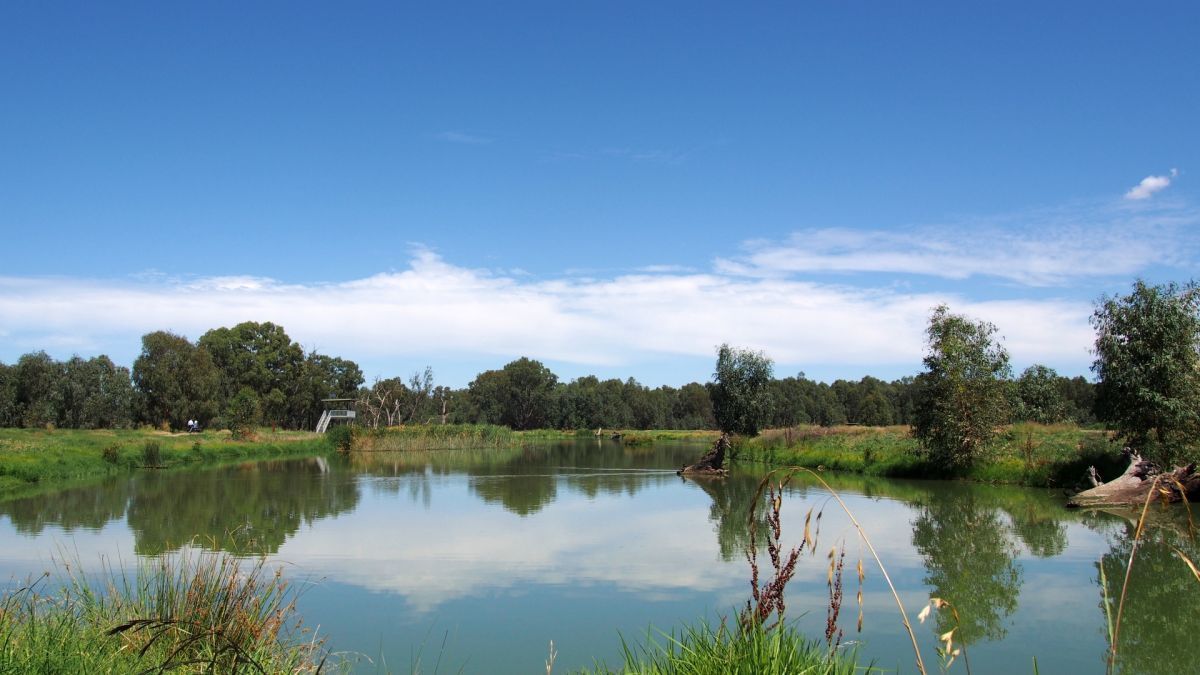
[0,428,330,500]
[737,422,1125,490]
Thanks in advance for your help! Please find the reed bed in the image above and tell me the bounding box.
[346,424,518,453]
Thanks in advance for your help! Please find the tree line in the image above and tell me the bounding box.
[1,325,1096,434]
[0,322,363,432]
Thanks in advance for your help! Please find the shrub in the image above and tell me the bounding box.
[141,440,161,467]
[101,444,121,464]
[326,424,356,454]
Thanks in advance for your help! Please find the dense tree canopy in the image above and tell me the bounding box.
[132,331,221,429]
[467,357,559,430]
[1092,280,1200,465]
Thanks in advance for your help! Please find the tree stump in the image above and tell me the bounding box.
[1067,450,1200,508]
[678,433,730,477]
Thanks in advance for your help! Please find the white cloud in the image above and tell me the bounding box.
[716,202,1196,286]
[1125,168,1178,200]
[0,249,1095,380]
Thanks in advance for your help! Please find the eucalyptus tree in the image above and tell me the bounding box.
[132,331,220,429]
[198,321,305,423]
[710,344,774,436]
[912,305,1012,469]
[1092,279,1200,465]
[467,357,558,430]
[1014,364,1068,424]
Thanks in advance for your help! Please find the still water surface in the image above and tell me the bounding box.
[0,440,1194,674]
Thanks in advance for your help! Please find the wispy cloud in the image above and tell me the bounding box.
[435,130,492,145]
[1125,169,1178,200]
[716,201,1197,286]
[0,249,1095,379]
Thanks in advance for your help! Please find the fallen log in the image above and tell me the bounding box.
[1067,450,1200,508]
[678,433,730,477]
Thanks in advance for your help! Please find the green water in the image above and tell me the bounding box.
[0,439,1194,674]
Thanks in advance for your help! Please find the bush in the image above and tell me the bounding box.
[101,444,121,464]
[326,424,356,454]
[226,387,262,440]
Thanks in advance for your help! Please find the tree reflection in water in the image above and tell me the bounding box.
[1096,510,1200,675]
[0,458,360,555]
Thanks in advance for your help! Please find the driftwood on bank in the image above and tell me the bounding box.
[678,433,730,477]
[1067,450,1200,509]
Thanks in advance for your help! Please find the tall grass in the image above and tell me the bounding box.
[349,424,518,452]
[578,621,869,675]
[0,550,329,673]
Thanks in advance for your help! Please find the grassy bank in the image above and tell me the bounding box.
[738,422,1125,489]
[0,428,330,500]
[0,552,327,673]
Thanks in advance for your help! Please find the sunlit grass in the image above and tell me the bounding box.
[0,550,330,673]
[0,427,329,499]
[739,423,1124,488]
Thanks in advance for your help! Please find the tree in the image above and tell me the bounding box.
[198,321,305,422]
[1091,280,1200,466]
[912,305,1012,468]
[132,331,220,429]
[63,355,134,429]
[0,362,17,427]
[710,344,774,436]
[1015,365,1068,424]
[14,351,67,428]
[466,358,558,430]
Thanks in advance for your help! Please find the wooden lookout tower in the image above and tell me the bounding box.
[315,398,356,433]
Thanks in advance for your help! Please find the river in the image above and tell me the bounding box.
[0,439,1193,673]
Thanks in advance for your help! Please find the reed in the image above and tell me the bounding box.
[350,424,518,452]
[0,550,330,673]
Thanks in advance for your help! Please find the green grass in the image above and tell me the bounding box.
[0,427,331,500]
[351,423,518,452]
[576,620,870,675]
[738,422,1126,488]
[615,430,723,446]
[0,551,330,673]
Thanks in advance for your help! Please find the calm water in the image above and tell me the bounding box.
[1,440,1194,674]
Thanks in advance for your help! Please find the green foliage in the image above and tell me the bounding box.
[711,344,774,436]
[1091,279,1200,465]
[101,444,121,464]
[467,357,558,430]
[132,331,221,430]
[225,387,262,439]
[1015,364,1069,424]
[912,305,1012,469]
[325,423,356,453]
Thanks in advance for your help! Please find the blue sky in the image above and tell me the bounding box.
[1,1,1197,387]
